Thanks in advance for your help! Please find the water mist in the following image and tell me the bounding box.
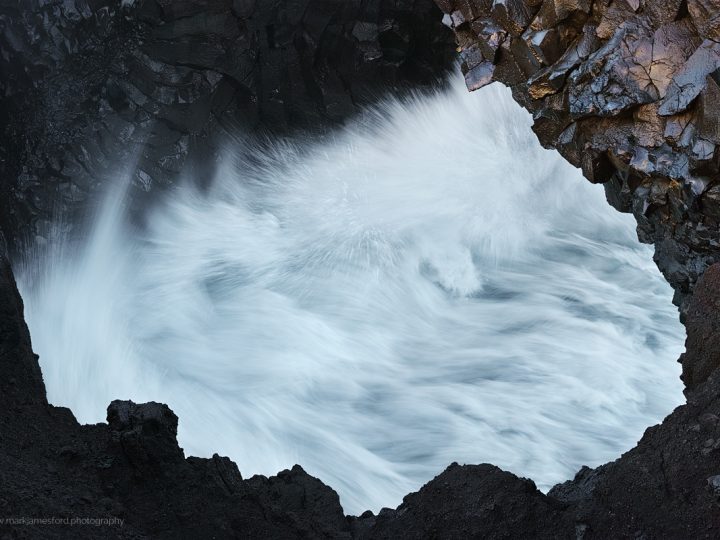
[18,78,684,514]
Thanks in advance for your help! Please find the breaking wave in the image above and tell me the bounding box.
[18,77,684,514]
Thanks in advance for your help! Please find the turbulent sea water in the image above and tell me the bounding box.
[18,78,684,514]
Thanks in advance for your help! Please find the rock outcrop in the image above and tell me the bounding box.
[3,0,720,538]
[437,0,720,315]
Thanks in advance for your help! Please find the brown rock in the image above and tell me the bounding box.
[435,0,720,311]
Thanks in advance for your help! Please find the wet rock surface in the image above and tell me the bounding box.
[437,0,720,313]
[0,0,455,251]
[3,0,720,538]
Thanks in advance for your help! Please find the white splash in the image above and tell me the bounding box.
[18,78,684,515]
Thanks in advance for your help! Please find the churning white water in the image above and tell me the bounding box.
[18,78,684,514]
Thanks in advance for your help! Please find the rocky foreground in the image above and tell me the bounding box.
[2,0,720,538]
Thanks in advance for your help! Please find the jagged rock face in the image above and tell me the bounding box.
[680,262,720,389]
[363,464,575,539]
[434,0,720,312]
[0,0,455,251]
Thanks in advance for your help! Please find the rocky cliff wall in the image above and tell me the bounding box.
[437,0,720,318]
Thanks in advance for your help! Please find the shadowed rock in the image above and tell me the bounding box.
[680,263,720,389]
[0,0,456,252]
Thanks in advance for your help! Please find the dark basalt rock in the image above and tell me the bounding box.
[436,0,720,314]
[0,0,455,253]
[106,400,186,474]
[364,463,574,539]
[679,262,720,389]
